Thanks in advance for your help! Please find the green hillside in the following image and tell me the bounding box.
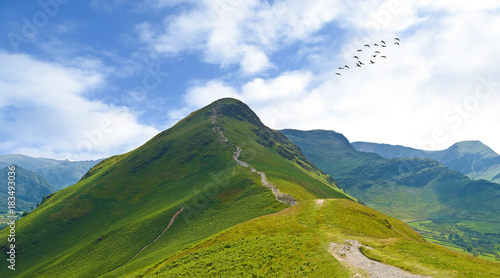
[280,129,500,223]
[281,129,500,261]
[0,98,350,277]
[352,141,500,184]
[137,199,500,277]
[0,166,55,213]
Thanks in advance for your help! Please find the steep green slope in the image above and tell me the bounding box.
[0,166,55,213]
[0,98,350,277]
[352,141,500,184]
[0,154,102,190]
[281,129,500,223]
[138,199,500,277]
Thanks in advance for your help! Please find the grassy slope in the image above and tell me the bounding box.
[0,99,350,277]
[280,129,500,223]
[139,199,500,277]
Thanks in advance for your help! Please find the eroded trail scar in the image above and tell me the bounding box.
[124,206,184,264]
[212,102,297,206]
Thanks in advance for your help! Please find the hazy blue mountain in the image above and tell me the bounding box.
[352,141,500,183]
[0,166,55,213]
[0,154,102,189]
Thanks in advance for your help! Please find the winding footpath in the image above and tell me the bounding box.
[212,103,297,206]
[329,240,431,278]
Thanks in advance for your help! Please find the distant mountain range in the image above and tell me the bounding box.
[1,99,498,277]
[352,141,500,184]
[0,166,55,213]
[281,129,500,223]
[0,154,102,190]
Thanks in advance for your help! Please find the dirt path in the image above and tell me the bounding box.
[233,146,297,206]
[212,103,297,206]
[329,240,431,278]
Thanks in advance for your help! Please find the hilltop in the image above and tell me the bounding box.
[0,98,350,277]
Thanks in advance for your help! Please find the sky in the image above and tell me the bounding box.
[1,0,499,161]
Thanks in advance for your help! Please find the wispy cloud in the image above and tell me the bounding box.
[0,51,159,160]
[166,0,500,153]
[135,0,342,74]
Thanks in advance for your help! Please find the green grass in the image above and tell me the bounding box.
[138,199,500,277]
[0,98,352,277]
[408,219,500,263]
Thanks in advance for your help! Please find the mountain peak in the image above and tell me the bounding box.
[207,98,264,127]
[450,140,498,157]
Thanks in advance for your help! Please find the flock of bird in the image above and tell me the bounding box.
[335,37,400,76]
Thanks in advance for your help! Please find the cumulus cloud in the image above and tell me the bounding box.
[166,0,500,153]
[0,51,159,160]
[135,0,342,74]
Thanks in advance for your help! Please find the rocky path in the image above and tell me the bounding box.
[212,103,297,206]
[329,240,431,278]
[233,146,297,206]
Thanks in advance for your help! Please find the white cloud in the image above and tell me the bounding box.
[136,0,342,74]
[0,51,160,160]
[167,0,500,154]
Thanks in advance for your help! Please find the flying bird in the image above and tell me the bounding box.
[370,60,375,64]
[381,40,386,44]
[372,54,377,57]
[344,65,350,69]
[338,67,344,70]
[381,44,387,47]
[395,37,400,41]
[374,51,380,54]
[364,44,370,47]
[353,55,359,59]
[356,63,361,67]
[380,55,387,58]
[357,49,363,52]
[335,72,341,76]
[374,43,379,46]
[359,61,365,65]
[394,42,400,45]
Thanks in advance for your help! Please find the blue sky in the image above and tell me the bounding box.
[1,0,500,160]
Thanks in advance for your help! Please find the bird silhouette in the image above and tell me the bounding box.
[356,63,361,67]
[381,45,387,47]
[374,43,379,46]
[370,60,375,64]
[357,49,363,52]
[380,55,387,58]
[364,44,370,47]
[359,61,365,65]
[338,67,344,70]
[353,55,359,59]
[374,51,380,54]
[394,42,400,45]
[372,54,377,57]
[344,65,350,69]
[395,37,400,41]
[336,72,341,76]
[381,40,386,44]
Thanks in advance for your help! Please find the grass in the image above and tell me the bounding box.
[408,219,500,263]
[137,199,500,277]
[0,98,352,277]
